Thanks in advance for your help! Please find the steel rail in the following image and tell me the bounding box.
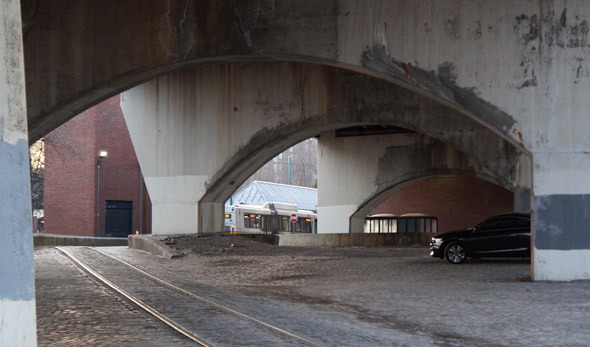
[56,247,213,347]
[90,247,322,347]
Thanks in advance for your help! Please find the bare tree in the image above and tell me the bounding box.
[239,138,318,190]
[30,139,45,210]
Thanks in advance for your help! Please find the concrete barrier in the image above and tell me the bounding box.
[277,233,435,247]
[127,234,183,258]
[34,233,128,247]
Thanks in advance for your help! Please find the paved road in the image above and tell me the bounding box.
[36,244,590,346]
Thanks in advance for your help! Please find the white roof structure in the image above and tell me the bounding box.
[228,181,318,211]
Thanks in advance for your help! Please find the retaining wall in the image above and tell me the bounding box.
[277,233,435,247]
[34,233,128,247]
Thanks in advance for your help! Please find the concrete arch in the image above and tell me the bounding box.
[121,61,527,235]
[11,0,590,286]
[24,0,534,156]
[315,130,514,234]
[349,172,509,235]
[196,62,527,201]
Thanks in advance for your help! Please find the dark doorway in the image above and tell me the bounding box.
[105,201,132,237]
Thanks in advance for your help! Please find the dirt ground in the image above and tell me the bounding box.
[159,233,422,257]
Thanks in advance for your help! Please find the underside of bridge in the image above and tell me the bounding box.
[119,62,527,239]
[3,0,590,342]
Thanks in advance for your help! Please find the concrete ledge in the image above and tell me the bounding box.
[34,233,128,247]
[277,232,436,247]
[128,234,183,258]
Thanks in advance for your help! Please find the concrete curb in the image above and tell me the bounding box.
[276,232,435,247]
[127,235,183,258]
[34,234,128,247]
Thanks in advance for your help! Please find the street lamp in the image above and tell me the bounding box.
[96,150,108,237]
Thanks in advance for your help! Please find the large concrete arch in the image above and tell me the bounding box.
[349,173,512,236]
[120,61,525,236]
[316,130,514,234]
[24,0,543,154]
[4,0,590,339]
[8,0,590,289]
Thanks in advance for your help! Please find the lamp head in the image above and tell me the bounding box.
[99,150,108,158]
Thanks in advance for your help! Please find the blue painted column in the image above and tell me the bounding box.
[0,0,38,345]
[533,152,590,281]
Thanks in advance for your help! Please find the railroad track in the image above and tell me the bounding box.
[56,246,322,347]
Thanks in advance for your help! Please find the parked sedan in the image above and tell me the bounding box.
[430,212,531,264]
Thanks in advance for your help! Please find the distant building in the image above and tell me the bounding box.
[228,181,318,212]
[44,95,151,237]
[371,176,514,233]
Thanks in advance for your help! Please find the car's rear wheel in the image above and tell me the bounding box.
[445,242,466,264]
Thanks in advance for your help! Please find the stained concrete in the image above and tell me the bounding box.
[127,235,183,258]
[33,234,128,247]
[0,0,37,344]
[121,63,524,236]
[317,131,510,234]
[12,0,590,282]
[534,194,590,250]
[276,232,434,247]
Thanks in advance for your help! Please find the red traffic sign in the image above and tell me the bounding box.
[290,213,298,223]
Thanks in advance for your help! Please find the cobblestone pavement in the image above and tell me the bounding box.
[35,247,196,346]
[36,239,590,346]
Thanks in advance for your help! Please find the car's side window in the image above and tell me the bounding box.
[479,218,503,231]
[502,217,530,229]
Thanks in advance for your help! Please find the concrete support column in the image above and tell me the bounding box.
[513,155,533,212]
[121,63,330,235]
[0,0,38,344]
[317,131,502,234]
[317,131,389,234]
[144,176,203,235]
[199,201,225,234]
[533,153,590,281]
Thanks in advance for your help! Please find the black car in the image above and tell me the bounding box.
[430,212,531,264]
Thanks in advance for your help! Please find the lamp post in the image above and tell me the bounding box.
[96,150,108,236]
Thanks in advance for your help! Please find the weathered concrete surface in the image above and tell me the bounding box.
[277,232,434,247]
[19,1,590,280]
[121,62,522,235]
[127,235,183,258]
[33,234,128,247]
[22,0,541,151]
[317,131,514,234]
[0,0,37,345]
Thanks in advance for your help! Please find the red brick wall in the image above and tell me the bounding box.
[44,109,97,236]
[44,95,151,236]
[372,176,514,233]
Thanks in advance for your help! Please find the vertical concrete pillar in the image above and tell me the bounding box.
[0,0,38,345]
[533,153,590,281]
[199,201,225,234]
[121,63,329,236]
[317,131,382,234]
[145,176,204,235]
[513,155,532,212]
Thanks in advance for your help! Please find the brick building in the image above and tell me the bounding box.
[371,176,514,233]
[44,95,151,237]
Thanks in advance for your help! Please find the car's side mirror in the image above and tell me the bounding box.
[468,227,476,232]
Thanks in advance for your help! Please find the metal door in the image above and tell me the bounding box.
[104,201,132,237]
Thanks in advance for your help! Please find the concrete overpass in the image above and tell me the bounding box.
[3,0,590,343]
